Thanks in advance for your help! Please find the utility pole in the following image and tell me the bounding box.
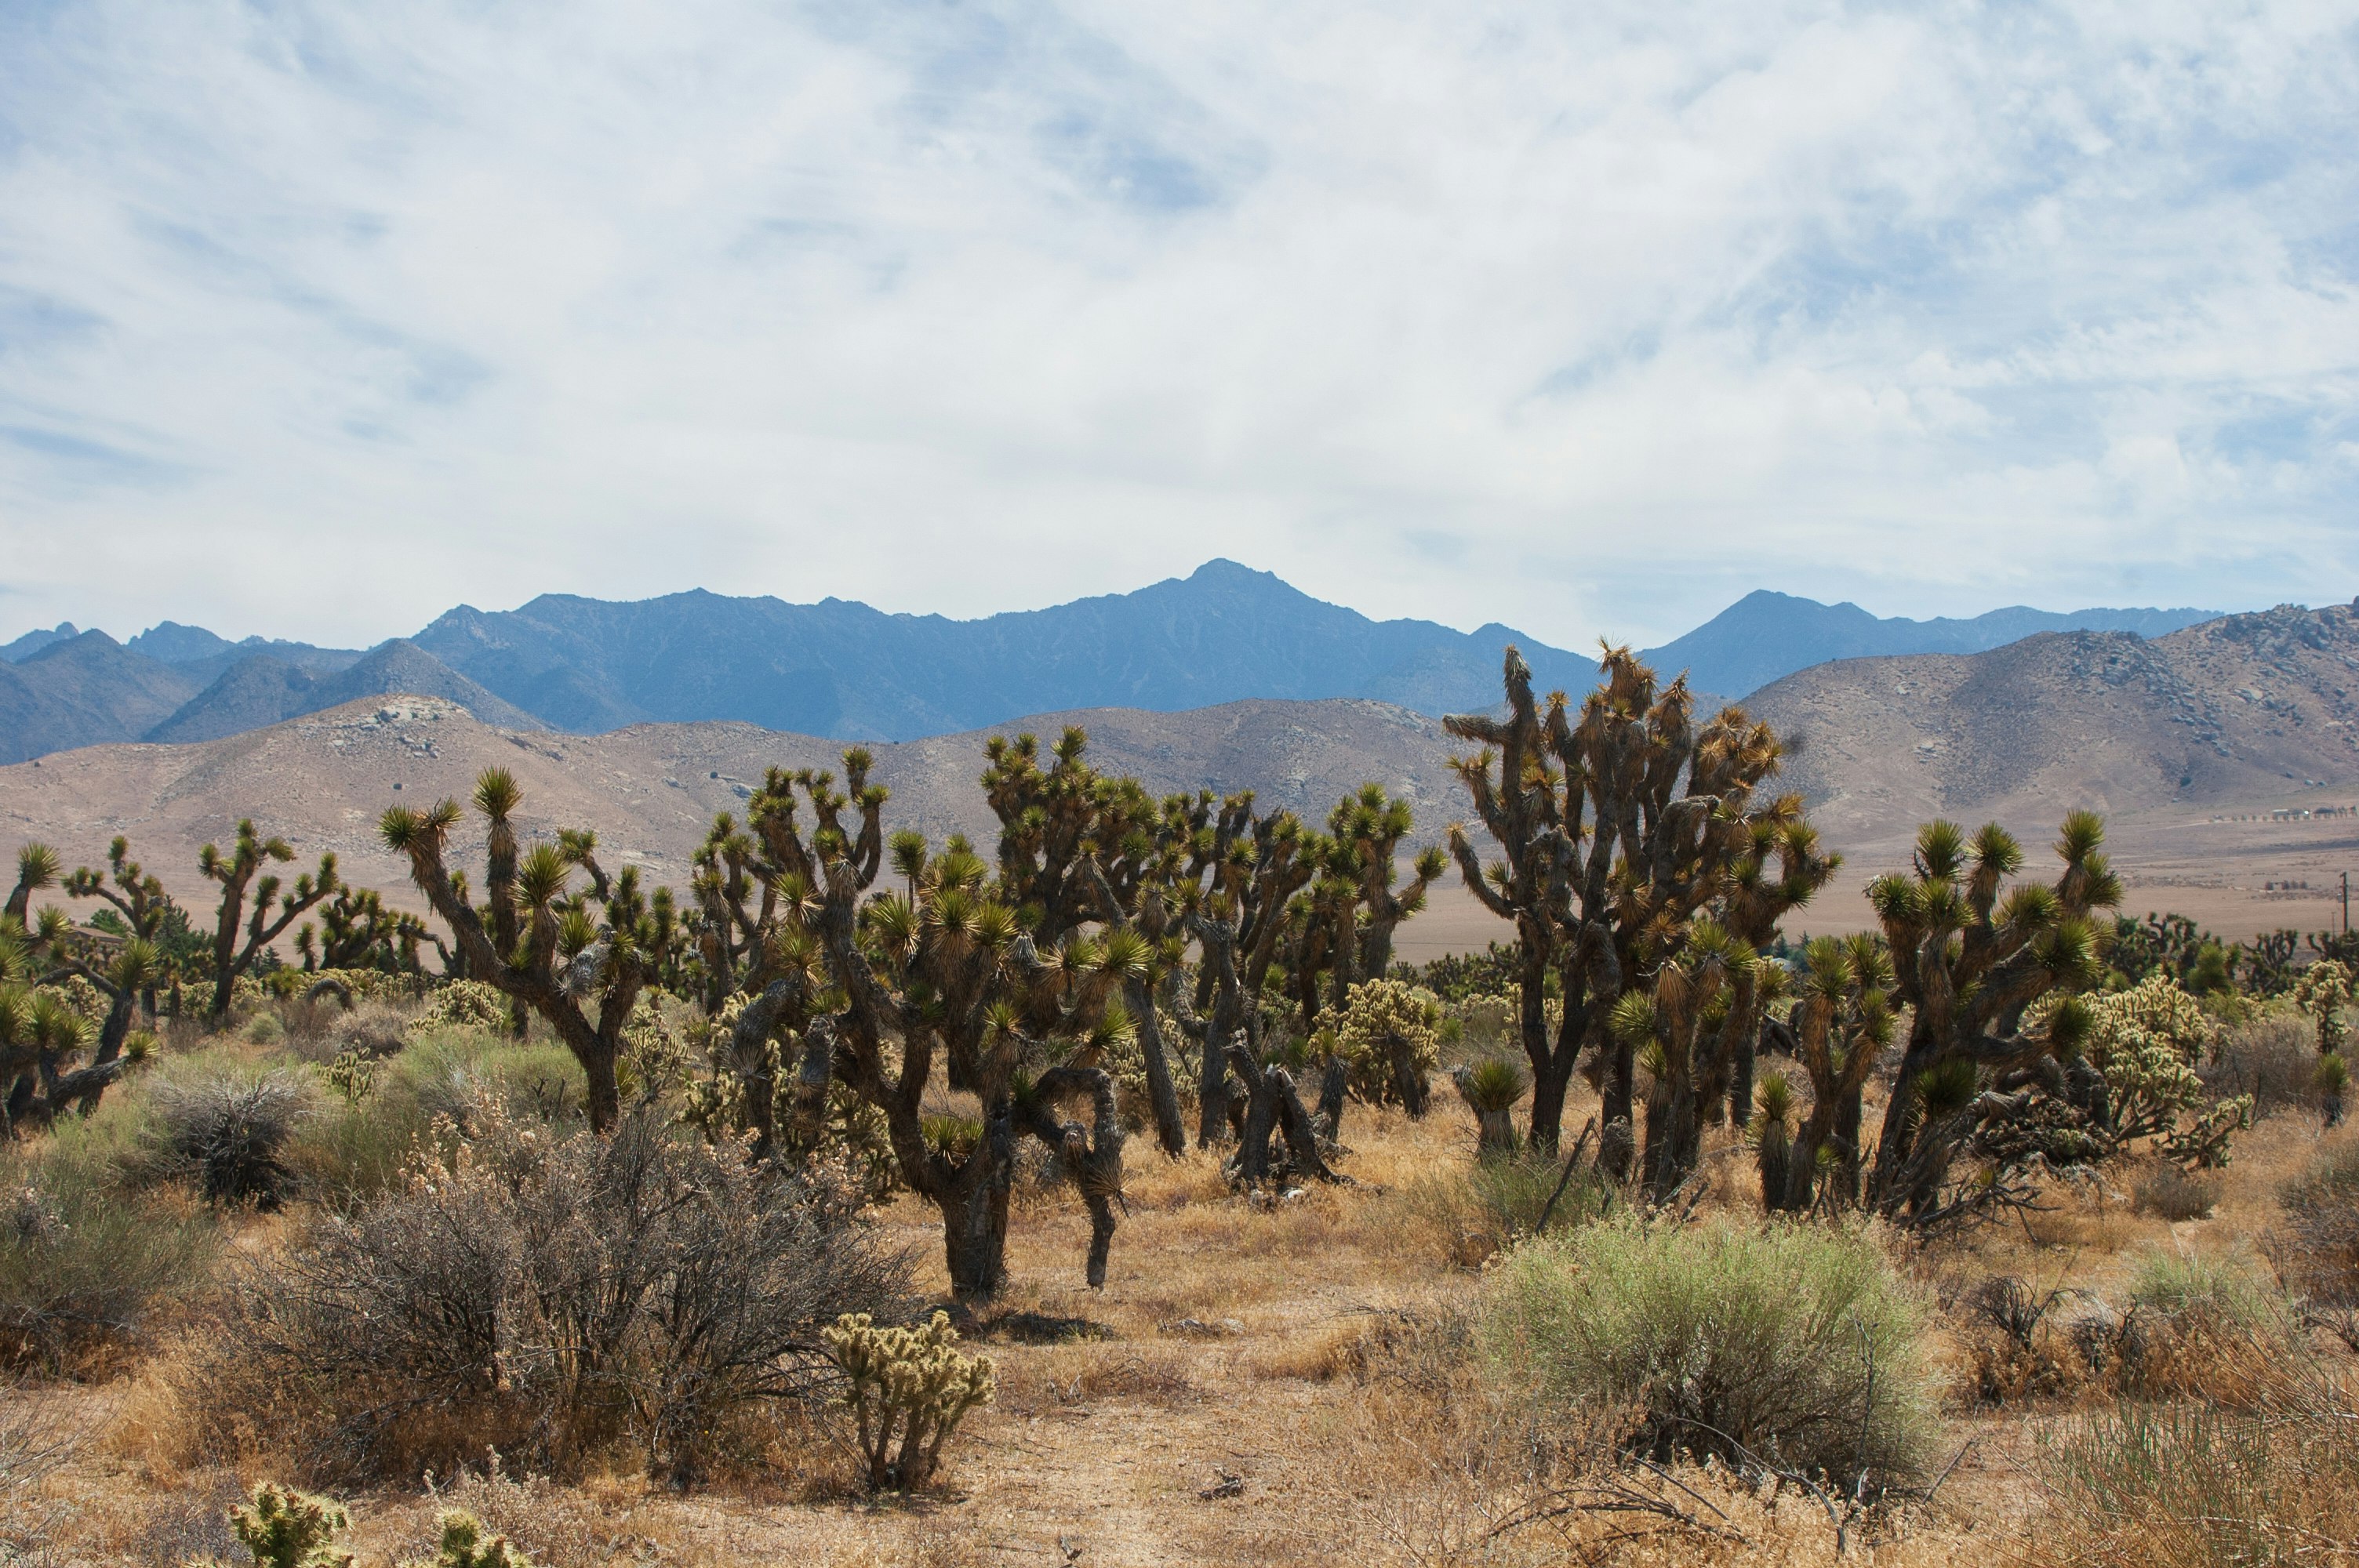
[2344,870,2350,938]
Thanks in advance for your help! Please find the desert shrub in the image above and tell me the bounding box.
[323,1002,412,1063]
[141,1066,316,1206]
[2128,1248,2273,1330]
[824,1310,994,1491]
[1483,1216,1933,1486]
[293,1037,586,1198]
[1453,993,1518,1049]
[193,1100,912,1486]
[2269,1139,2359,1319]
[1965,1275,2091,1406]
[1401,1148,1611,1267]
[2205,1012,2317,1115]
[2135,1161,2221,1221]
[2081,1249,2299,1402]
[0,1123,215,1370]
[405,1511,532,1568]
[2033,1370,2359,1568]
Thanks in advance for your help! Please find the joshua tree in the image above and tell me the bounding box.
[1607,917,1759,1197]
[1444,647,1798,1163]
[60,836,202,1017]
[0,914,150,1127]
[381,769,661,1131]
[1453,1057,1525,1156]
[730,753,1132,1296]
[1772,935,1896,1210]
[1714,806,1838,1127]
[1164,791,1315,1146]
[1865,814,2117,1218]
[1284,786,1447,1033]
[981,730,1192,1158]
[5,844,58,925]
[200,820,340,1018]
[297,886,431,973]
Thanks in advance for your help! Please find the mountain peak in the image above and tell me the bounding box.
[1645,592,2224,699]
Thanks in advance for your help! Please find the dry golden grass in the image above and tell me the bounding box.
[5,1088,2354,1566]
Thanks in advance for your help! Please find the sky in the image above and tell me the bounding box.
[3,1,2358,653]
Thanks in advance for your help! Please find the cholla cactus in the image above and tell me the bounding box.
[2024,973,2252,1168]
[824,1311,995,1491]
[203,1482,353,1568]
[405,980,511,1037]
[1327,978,1442,1113]
[2294,960,2355,1054]
[399,1511,532,1568]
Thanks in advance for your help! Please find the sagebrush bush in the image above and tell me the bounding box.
[0,1123,215,1370]
[2205,1012,2318,1116]
[293,1036,586,1198]
[141,1066,315,1206]
[1483,1217,1933,1486]
[189,1100,911,1486]
[1401,1148,1610,1267]
[2270,1138,2359,1309]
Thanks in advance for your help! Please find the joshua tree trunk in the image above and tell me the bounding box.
[938,1167,1015,1301]
[1130,975,1187,1159]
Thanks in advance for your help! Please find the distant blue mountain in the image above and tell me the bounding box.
[1641,590,2220,700]
[0,623,79,662]
[0,565,2240,760]
[411,559,1603,740]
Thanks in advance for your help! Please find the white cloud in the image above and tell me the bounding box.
[2,0,2357,649]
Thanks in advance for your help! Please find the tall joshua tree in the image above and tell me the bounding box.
[296,886,431,973]
[1770,935,1896,1210]
[738,753,1133,1297]
[1445,647,1797,1160]
[1713,804,1839,1128]
[1284,785,1447,1033]
[1865,814,2117,1217]
[982,730,1192,1158]
[200,821,339,1018]
[1165,791,1315,1147]
[381,768,661,1131]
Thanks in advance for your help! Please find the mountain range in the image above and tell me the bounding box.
[0,561,2226,763]
[4,601,2354,956]
[1645,590,2218,699]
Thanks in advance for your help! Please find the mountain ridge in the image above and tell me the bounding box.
[0,564,2256,763]
[1642,589,2219,699]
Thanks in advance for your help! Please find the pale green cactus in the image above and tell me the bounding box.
[824,1311,995,1490]
[399,1511,533,1568]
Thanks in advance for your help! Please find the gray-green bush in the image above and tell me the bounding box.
[195,1102,911,1486]
[0,1120,216,1369]
[1482,1216,1933,1486]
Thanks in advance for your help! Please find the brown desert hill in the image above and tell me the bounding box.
[1747,599,2359,841]
[0,694,1470,916]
